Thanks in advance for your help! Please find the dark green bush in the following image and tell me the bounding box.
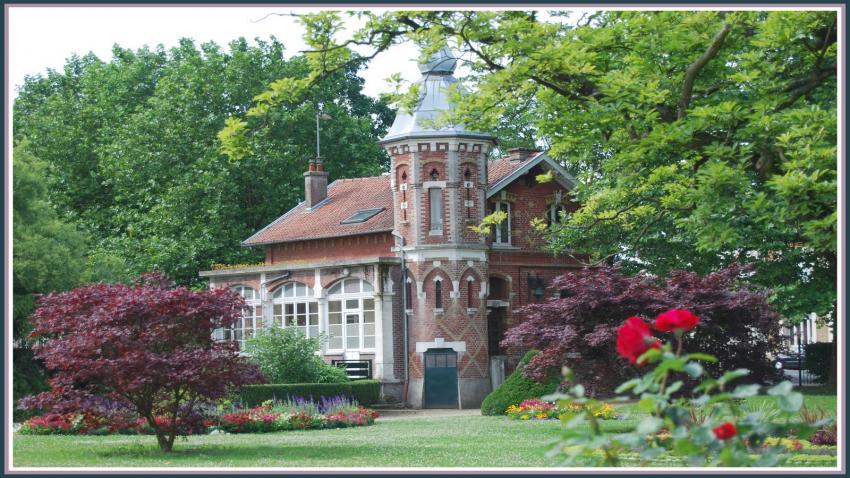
[350,380,381,405]
[240,380,380,408]
[804,342,833,383]
[480,351,561,416]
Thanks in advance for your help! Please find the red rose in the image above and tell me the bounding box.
[616,317,660,365]
[712,422,737,440]
[654,309,700,332]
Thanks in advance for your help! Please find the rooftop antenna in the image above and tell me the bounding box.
[313,102,332,172]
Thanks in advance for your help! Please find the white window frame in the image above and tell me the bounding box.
[547,203,566,226]
[493,201,511,245]
[216,285,261,351]
[271,282,319,339]
[326,278,376,353]
[429,187,444,233]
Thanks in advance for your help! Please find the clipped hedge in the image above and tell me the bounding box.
[480,351,561,416]
[804,342,832,383]
[240,380,380,408]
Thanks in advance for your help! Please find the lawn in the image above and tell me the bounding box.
[14,416,569,467]
[13,392,837,468]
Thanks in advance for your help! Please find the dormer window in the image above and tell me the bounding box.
[547,203,566,227]
[492,201,511,245]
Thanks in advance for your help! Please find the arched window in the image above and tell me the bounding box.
[434,278,443,310]
[327,278,375,351]
[271,282,318,338]
[405,278,413,311]
[216,285,261,350]
[466,276,476,309]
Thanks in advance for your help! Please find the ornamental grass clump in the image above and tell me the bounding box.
[545,308,831,467]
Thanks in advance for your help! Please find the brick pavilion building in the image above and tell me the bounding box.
[200,48,583,408]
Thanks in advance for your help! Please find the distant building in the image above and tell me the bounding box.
[199,48,582,408]
[782,313,834,350]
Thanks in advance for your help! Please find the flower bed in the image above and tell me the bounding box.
[505,399,620,421]
[215,396,377,433]
[19,395,378,436]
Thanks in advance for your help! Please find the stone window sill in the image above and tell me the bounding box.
[429,230,443,236]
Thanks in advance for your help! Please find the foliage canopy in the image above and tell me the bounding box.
[19,273,264,452]
[242,10,837,323]
[502,264,783,395]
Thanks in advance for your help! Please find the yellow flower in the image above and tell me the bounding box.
[536,413,547,420]
[521,414,530,420]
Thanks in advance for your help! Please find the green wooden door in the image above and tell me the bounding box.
[424,348,458,408]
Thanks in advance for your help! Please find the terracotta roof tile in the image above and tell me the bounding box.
[243,175,394,246]
[246,152,547,246]
[487,151,543,187]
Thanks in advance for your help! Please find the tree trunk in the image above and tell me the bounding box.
[156,433,174,452]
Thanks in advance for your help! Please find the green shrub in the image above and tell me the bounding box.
[244,328,348,384]
[804,342,832,383]
[240,380,380,408]
[480,351,561,416]
[350,380,381,405]
[317,363,351,384]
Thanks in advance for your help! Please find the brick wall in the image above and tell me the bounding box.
[488,173,580,251]
[404,258,490,381]
[266,233,394,265]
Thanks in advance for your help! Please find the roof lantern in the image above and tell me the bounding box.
[380,46,496,144]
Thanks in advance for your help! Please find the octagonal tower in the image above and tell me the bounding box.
[380,47,497,408]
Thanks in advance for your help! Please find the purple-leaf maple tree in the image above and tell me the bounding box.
[19,273,264,451]
[502,264,783,396]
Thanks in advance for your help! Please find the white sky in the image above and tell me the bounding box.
[7,6,427,99]
[6,6,602,100]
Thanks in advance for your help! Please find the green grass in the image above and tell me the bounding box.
[14,416,568,467]
[13,392,837,468]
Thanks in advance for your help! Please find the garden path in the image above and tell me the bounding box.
[375,408,482,421]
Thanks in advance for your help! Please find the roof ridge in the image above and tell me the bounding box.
[334,175,388,182]
[242,200,305,246]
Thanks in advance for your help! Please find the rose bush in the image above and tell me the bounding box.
[545,308,829,467]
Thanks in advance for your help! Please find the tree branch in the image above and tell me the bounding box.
[776,68,835,111]
[677,23,732,120]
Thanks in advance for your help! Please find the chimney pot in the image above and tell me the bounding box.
[304,160,328,208]
[507,147,541,162]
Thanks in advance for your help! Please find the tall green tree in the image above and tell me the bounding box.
[235,11,836,323]
[12,141,89,400]
[14,37,393,286]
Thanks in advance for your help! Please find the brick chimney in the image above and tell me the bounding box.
[507,147,541,162]
[304,158,328,208]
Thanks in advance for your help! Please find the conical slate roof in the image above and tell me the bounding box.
[380,47,496,144]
